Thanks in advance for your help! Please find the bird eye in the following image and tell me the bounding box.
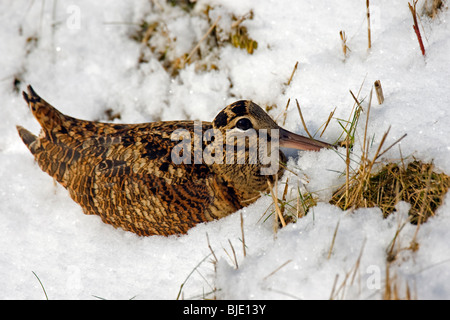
[235,118,253,131]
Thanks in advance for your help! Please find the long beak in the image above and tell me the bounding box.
[279,127,334,151]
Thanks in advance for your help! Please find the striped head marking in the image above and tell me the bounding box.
[212,100,279,132]
[212,100,334,152]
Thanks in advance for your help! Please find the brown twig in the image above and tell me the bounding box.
[366,0,372,50]
[408,1,426,56]
[362,88,373,166]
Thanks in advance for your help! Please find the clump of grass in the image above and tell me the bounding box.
[330,87,449,224]
[357,159,449,224]
[422,0,446,19]
[104,108,121,121]
[267,72,448,235]
[168,0,196,12]
[229,13,258,54]
[130,3,258,77]
[261,173,318,235]
[267,178,318,229]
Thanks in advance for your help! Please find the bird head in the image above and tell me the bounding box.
[211,100,333,153]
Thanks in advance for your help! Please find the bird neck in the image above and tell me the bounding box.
[211,152,286,204]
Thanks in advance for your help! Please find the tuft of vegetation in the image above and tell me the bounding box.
[266,177,318,232]
[168,0,196,12]
[229,11,258,54]
[422,0,446,19]
[130,2,258,77]
[332,159,450,224]
[269,80,449,229]
[329,87,449,225]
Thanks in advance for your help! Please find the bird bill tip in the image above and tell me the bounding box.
[278,128,333,151]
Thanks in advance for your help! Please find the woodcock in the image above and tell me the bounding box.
[17,85,332,236]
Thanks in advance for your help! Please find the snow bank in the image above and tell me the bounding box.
[1,0,449,299]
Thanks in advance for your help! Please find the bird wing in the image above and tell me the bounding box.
[18,86,214,235]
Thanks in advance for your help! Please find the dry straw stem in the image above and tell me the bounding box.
[281,60,299,95]
[240,212,246,257]
[184,16,221,65]
[287,61,299,86]
[383,262,416,300]
[329,239,366,300]
[228,239,239,269]
[274,98,290,125]
[281,178,290,209]
[206,232,218,264]
[295,99,314,139]
[339,30,350,59]
[264,176,307,232]
[281,99,290,126]
[263,260,293,281]
[320,107,336,137]
[327,220,340,260]
[267,180,287,229]
[176,253,212,300]
[366,0,372,50]
[374,80,384,105]
[222,240,239,269]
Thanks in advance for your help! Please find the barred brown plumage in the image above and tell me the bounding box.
[17,85,332,236]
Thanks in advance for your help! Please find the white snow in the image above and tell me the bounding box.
[1,0,450,300]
